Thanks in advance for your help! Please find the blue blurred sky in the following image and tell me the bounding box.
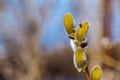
[0,0,120,50]
[40,0,120,49]
[112,1,120,42]
[40,0,81,49]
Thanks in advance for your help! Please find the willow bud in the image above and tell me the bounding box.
[73,47,87,72]
[91,65,103,80]
[64,13,76,39]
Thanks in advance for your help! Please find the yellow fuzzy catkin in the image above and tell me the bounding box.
[75,21,89,42]
[73,47,87,72]
[64,13,76,39]
[91,65,102,80]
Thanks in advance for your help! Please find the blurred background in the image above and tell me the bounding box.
[0,0,120,80]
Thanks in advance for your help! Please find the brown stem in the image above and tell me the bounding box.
[82,67,90,80]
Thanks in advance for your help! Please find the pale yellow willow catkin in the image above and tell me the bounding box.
[73,47,87,72]
[64,13,76,39]
[91,65,102,80]
[75,21,89,43]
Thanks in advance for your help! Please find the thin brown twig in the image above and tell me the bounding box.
[82,67,90,80]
